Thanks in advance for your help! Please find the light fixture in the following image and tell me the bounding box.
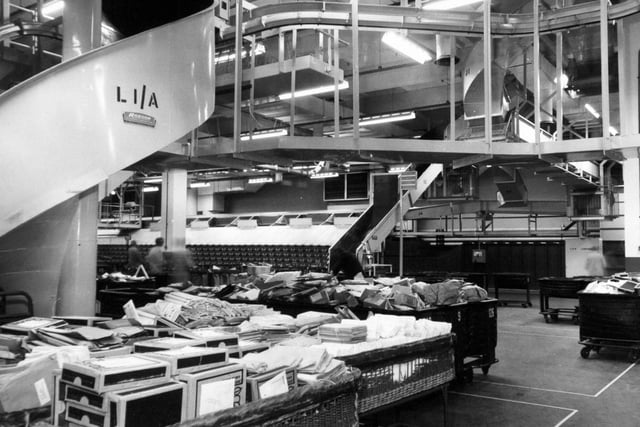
[240,128,288,141]
[248,177,274,184]
[554,73,569,89]
[41,0,64,19]
[144,177,162,183]
[389,165,411,174]
[422,0,483,10]
[609,126,619,136]
[279,81,349,101]
[215,43,265,64]
[142,186,159,192]
[382,32,433,64]
[360,111,416,126]
[189,182,210,188]
[310,172,339,179]
[585,103,600,119]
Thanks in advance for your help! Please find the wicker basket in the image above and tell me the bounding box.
[336,334,454,415]
[171,368,360,427]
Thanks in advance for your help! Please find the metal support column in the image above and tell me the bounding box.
[600,0,610,144]
[483,0,492,150]
[290,29,297,137]
[555,32,563,142]
[449,36,456,142]
[161,169,188,252]
[533,0,541,147]
[351,0,360,145]
[333,28,340,138]
[56,0,102,316]
[233,0,243,152]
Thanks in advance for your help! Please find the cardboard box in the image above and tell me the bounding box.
[65,401,108,427]
[177,363,246,419]
[142,346,228,375]
[63,382,108,411]
[106,381,187,427]
[173,329,239,349]
[246,367,297,402]
[133,337,206,353]
[61,355,171,393]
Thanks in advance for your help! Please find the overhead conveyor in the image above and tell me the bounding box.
[220,1,640,39]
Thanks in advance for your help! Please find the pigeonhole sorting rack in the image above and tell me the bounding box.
[578,291,640,362]
[538,277,593,323]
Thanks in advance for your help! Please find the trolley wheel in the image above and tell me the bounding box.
[550,313,559,321]
[580,346,591,359]
[543,315,550,323]
[481,366,490,375]
[629,350,640,363]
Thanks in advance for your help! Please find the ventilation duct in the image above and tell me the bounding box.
[434,34,459,66]
[495,168,528,207]
[462,41,508,120]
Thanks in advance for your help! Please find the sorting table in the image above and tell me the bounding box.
[538,276,593,323]
[492,272,532,307]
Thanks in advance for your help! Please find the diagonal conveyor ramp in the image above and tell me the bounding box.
[0,8,216,238]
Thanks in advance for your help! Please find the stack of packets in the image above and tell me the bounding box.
[318,323,367,344]
[125,291,278,329]
[222,271,488,310]
[0,317,146,358]
[310,314,452,358]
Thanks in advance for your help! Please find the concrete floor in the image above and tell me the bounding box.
[362,293,640,427]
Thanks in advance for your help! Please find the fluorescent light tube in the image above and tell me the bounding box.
[215,43,265,64]
[423,0,483,10]
[279,81,349,100]
[144,177,163,183]
[382,32,433,64]
[241,128,288,141]
[609,126,619,136]
[360,111,416,126]
[142,186,159,192]
[310,172,339,179]
[189,182,210,188]
[42,0,64,19]
[248,177,274,184]
[389,165,410,173]
[585,103,600,119]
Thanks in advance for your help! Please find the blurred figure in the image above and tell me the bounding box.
[126,240,145,274]
[146,237,166,277]
[331,248,365,280]
[167,246,194,285]
[585,250,607,277]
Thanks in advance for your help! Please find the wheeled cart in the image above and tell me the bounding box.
[538,277,592,323]
[578,291,640,362]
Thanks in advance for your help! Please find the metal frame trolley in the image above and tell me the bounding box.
[578,291,640,362]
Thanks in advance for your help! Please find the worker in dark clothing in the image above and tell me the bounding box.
[331,248,365,280]
[126,240,145,274]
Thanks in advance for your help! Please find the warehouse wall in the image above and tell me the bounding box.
[225,178,327,213]
[383,237,565,286]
